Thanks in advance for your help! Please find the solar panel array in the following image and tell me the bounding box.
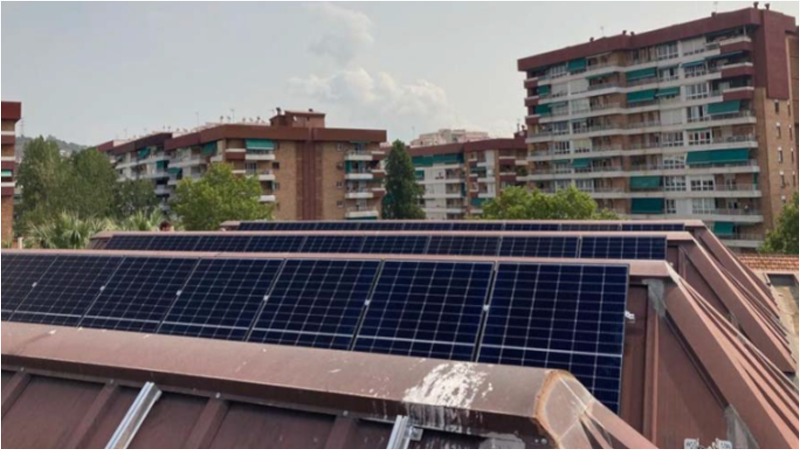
[236,221,686,232]
[104,234,667,261]
[2,252,630,412]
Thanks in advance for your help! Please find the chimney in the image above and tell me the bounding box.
[590,37,595,42]
[754,2,759,8]
[276,107,282,116]
[765,3,770,10]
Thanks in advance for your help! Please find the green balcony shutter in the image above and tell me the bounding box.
[471,198,485,207]
[707,100,741,116]
[535,104,551,115]
[630,176,662,190]
[568,58,587,73]
[202,142,218,157]
[137,148,151,159]
[572,158,593,169]
[687,149,749,165]
[706,51,744,62]
[156,160,168,170]
[538,85,551,96]
[713,222,735,238]
[631,198,665,214]
[627,89,658,104]
[245,139,275,151]
[656,87,681,97]
[415,170,424,180]
[682,60,706,68]
[587,72,615,81]
[168,168,182,176]
[1,170,12,178]
[626,67,657,82]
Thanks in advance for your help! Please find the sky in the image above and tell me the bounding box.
[1,1,797,146]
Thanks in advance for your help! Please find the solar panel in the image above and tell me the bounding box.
[354,261,493,361]
[360,236,428,255]
[500,237,579,258]
[622,223,685,232]
[80,257,199,333]
[302,236,367,254]
[315,222,359,231]
[503,223,560,232]
[193,235,252,253]
[404,222,453,231]
[451,222,505,232]
[1,254,56,320]
[104,235,155,251]
[358,222,408,231]
[427,236,500,256]
[275,222,319,232]
[478,263,629,412]
[248,260,380,350]
[238,222,279,232]
[580,237,667,260]
[159,259,283,341]
[561,224,622,232]
[246,235,307,253]
[11,256,123,326]
[147,235,202,252]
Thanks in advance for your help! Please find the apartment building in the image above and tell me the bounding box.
[519,6,798,251]
[1,101,22,243]
[101,110,387,221]
[410,136,527,219]
[410,129,490,147]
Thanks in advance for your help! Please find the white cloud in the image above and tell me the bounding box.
[289,68,462,137]
[307,2,374,66]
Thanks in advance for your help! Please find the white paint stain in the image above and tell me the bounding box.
[403,363,488,409]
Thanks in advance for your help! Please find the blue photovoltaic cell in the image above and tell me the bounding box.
[427,236,500,256]
[451,222,504,232]
[580,237,667,261]
[622,223,685,232]
[11,256,123,327]
[147,235,202,252]
[1,254,56,320]
[104,235,155,251]
[302,236,367,254]
[81,257,199,333]
[358,222,410,231]
[507,223,562,232]
[360,236,428,255]
[275,222,318,232]
[499,237,579,258]
[159,259,283,341]
[404,222,453,231]
[354,261,493,361]
[246,235,306,253]
[315,222,360,231]
[193,235,252,253]
[249,260,380,350]
[238,222,279,232]
[561,224,622,232]
[478,263,629,412]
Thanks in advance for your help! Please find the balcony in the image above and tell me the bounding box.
[170,156,205,169]
[345,171,374,181]
[345,190,376,200]
[245,151,276,162]
[345,150,380,161]
[345,207,379,219]
[259,195,277,203]
[246,170,276,182]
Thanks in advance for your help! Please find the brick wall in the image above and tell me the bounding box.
[274,141,299,221]
[320,143,346,220]
[1,196,13,243]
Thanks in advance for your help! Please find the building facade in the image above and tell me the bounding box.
[1,101,22,243]
[410,136,527,219]
[410,129,490,147]
[101,110,387,221]
[519,6,798,250]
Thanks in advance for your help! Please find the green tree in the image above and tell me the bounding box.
[115,179,160,218]
[27,213,116,250]
[482,186,619,220]
[117,209,166,232]
[382,140,425,220]
[171,164,274,231]
[16,137,67,230]
[66,148,119,218]
[761,193,798,255]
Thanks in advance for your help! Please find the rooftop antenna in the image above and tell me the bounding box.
[195,112,200,127]
[714,1,719,13]
[600,26,606,37]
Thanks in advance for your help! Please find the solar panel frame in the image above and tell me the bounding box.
[246,235,307,253]
[80,257,200,333]
[301,236,367,254]
[360,236,429,255]
[248,259,380,350]
[477,262,630,412]
[192,235,253,253]
[158,258,284,341]
[426,236,501,257]
[147,235,203,252]
[579,237,668,261]
[354,260,494,361]
[104,235,156,251]
[10,255,124,327]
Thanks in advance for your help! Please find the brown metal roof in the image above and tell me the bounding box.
[739,254,800,273]
[2,323,653,449]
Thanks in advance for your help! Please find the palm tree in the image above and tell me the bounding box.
[117,210,166,232]
[28,213,116,249]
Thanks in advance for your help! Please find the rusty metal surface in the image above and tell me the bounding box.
[1,323,652,449]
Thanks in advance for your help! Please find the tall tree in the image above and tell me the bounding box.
[66,148,119,218]
[171,164,274,231]
[115,179,161,218]
[482,186,619,220]
[382,140,425,220]
[761,193,798,255]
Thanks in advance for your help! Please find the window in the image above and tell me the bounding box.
[549,64,568,79]
[662,132,685,148]
[775,101,780,114]
[568,79,589,95]
[690,176,715,192]
[336,181,344,189]
[684,64,708,79]
[778,148,784,164]
[553,122,570,136]
[686,83,710,100]
[665,199,677,214]
[274,182,280,191]
[661,109,683,126]
[780,174,787,188]
[245,162,258,175]
[656,42,679,60]
[777,123,782,139]
[573,139,592,154]
[659,67,679,82]
[663,155,686,170]
[337,201,344,208]
[686,105,709,123]
[554,180,571,190]
[692,198,716,214]
[688,129,713,146]
[682,37,707,56]
[665,176,687,192]
[552,82,569,97]
[575,179,595,192]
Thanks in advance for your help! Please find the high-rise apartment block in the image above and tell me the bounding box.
[410,129,491,147]
[520,7,798,250]
[410,136,527,219]
[100,110,387,221]
[1,101,22,243]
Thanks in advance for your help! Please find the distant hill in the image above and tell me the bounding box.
[16,135,87,160]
